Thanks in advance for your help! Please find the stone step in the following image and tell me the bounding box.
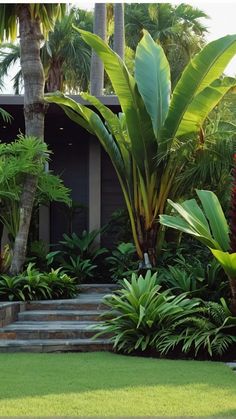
[18,309,106,322]
[0,338,112,353]
[78,283,117,294]
[26,294,108,311]
[0,321,105,340]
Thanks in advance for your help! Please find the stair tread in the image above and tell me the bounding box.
[19,310,106,315]
[27,294,107,304]
[0,338,111,346]
[1,320,101,331]
[79,283,116,288]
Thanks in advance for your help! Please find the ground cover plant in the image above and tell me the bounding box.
[0,352,235,416]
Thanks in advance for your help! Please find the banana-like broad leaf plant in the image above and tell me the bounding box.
[45,29,236,266]
[160,189,236,314]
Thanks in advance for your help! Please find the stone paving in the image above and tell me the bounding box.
[0,284,114,353]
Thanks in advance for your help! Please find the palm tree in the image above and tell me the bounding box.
[46,30,236,267]
[0,3,65,274]
[125,3,208,85]
[0,8,92,94]
[114,3,125,60]
[90,3,106,95]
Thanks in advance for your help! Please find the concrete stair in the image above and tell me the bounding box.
[0,284,115,353]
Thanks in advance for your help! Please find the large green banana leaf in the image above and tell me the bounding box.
[160,189,230,251]
[75,27,155,178]
[45,93,127,184]
[176,77,236,136]
[163,34,236,140]
[135,30,170,139]
[80,92,133,190]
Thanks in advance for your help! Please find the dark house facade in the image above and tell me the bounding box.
[0,95,124,247]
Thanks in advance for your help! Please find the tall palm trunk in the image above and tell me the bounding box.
[10,5,46,275]
[114,3,124,60]
[90,3,106,95]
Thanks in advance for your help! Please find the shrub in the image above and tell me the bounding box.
[95,270,201,352]
[95,271,236,359]
[46,229,108,282]
[19,263,52,300]
[0,263,77,301]
[157,257,228,301]
[106,242,139,281]
[0,274,25,301]
[153,299,236,358]
[44,268,77,299]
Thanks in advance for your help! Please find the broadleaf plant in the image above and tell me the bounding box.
[160,189,236,314]
[45,30,236,266]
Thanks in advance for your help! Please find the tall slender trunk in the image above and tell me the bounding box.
[114,3,125,60]
[90,3,106,96]
[10,5,46,275]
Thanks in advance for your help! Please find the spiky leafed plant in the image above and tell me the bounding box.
[45,30,236,267]
[0,3,66,274]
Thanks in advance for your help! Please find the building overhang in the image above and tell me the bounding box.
[0,94,120,106]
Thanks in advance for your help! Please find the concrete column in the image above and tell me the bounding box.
[89,136,101,239]
[39,161,50,249]
[38,204,50,249]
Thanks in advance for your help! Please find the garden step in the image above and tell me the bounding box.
[0,338,112,353]
[26,293,108,311]
[78,283,117,294]
[0,321,105,340]
[18,309,106,322]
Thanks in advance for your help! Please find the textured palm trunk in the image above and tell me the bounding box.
[46,59,64,92]
[90,3,106,95]
[114,3,125,60]
[10,5,46,275]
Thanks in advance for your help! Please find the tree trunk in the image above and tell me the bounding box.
[10,5,46,275]
[90,3,106,96]
[46,60,64,92]
[114,3,125,60]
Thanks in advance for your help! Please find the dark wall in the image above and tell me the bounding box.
[45,113,89,244]
[0,102,125,247]
[101,149,124,247]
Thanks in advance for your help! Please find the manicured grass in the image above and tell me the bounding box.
[0,352,235,416]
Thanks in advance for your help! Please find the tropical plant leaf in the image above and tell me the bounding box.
[210,249,236,278]
[75,26,155,177]
[164,34,236,140]
[135,30,170,139]
[176,77,236,136]
[196,190,229,251]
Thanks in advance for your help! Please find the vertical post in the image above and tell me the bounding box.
[114,3,125,60]
[90,3,107,96]
[38,161,50,249]
[89,136,101,239]
[38,205,50,250]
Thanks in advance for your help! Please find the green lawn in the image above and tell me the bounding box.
[0,352,235,416]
